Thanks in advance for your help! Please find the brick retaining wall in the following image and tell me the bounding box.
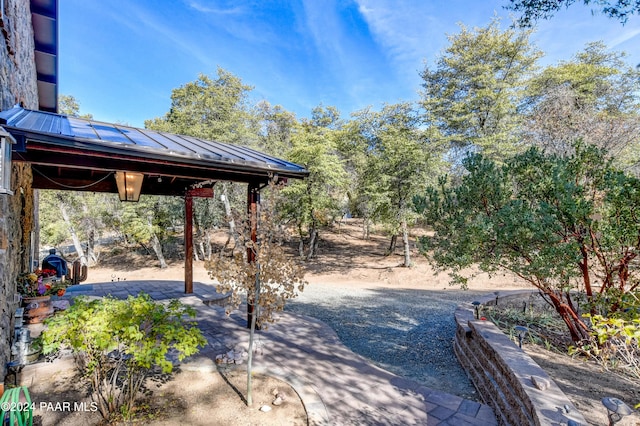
[454,291,587,426]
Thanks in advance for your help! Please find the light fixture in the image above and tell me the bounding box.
[114,171,144,202]
[471,301,481,319]
[514,325,528,349]
[0,126,16,195]
[602,397,633,425]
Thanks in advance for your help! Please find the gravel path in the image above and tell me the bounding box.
[286,284,489,401]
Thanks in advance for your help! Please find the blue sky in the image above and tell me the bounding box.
[59,0,640,128]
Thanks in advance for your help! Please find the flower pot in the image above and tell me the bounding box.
[22,295,54,324]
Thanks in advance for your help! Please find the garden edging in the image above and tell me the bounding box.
[454,290,587,426]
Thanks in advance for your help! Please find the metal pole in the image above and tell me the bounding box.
[246,182,260,328]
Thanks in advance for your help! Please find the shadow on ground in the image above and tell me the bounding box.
[286,287,494,401]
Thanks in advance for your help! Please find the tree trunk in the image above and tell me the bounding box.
[194,240,202,262]
[57,195,87,265]
[147,217,167,269]
[82,202,98,266]
[221,184,239,239]
[307,224,318,260]
[401,218,411,267]
[362,218,371,240]
[297,224,305,258]
[149,233,168,269]
[387,234,397,256]
[545,289,590,342]
[204,229,212,260]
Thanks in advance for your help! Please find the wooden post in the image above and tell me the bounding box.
[185,193,194,294]
[184,187,214,294]
[247,182,260,328]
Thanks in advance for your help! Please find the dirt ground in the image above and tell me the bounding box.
[24,362,306,426]
[25,220,639,425]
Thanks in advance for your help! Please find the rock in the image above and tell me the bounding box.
[531,375,550,390]
[276,392,287,401]
[259,405,272,412]
[272,396,283,406]
[271,388,279,396]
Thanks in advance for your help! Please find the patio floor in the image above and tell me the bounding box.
[50,280,498,425]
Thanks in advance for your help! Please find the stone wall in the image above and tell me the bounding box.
[454,291,587,426]
[0,0,37,380]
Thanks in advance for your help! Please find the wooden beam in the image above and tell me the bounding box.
[184,193,194,294]
[186,187,214,198]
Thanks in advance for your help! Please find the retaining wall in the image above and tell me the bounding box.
[454,291,587,426]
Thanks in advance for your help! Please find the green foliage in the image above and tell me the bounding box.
[145,68,258,146]
[144,68,262,257]
[114,196,178,244]
[279,106,348,258]
[506,0,640,27]
[421,18,541,162]
[523,42,640,169]
[58,94,93,119]
[40,294,206,421]
[418,142,640,341]
[569,314,640,380]
[345,102,443,264]
[529,42,638,109]
[256,101,297,158]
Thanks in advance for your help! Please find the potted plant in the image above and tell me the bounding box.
[17,269,67,323]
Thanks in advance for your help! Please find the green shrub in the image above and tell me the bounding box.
[40,294,207,421]
[569,315,640,380]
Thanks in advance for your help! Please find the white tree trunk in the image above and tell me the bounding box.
[147,217,167,269]
[401,218,411,267]
[221,184,241,256]
[204,229,212,260]
[306,226,318,260]
[57,196,87,265]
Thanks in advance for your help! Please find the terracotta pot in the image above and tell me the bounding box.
[22,295,54,324]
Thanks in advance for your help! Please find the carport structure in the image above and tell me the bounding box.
[0,105,308,294]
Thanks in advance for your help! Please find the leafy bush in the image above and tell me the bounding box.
[40,294,206,421]
[570,315,640,380]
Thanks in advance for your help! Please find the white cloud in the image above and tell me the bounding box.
[185,1,244,15]
[356,1,436,59]
[608,26,640,49]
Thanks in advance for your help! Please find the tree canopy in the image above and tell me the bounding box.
[420,19,541,162]
[506,0,640,27]
[417,143,640,341]
[523,42,640,171]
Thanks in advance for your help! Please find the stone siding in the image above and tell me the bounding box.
[454,291,587,426]
[0,0,37,380]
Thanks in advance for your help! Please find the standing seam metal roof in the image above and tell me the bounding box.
[0,106,308,179]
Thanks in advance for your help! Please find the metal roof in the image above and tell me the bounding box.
[0,106,307,195]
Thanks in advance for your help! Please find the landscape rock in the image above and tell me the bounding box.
[531,375,550,390]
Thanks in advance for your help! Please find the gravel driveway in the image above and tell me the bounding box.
[286,284,489,401]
